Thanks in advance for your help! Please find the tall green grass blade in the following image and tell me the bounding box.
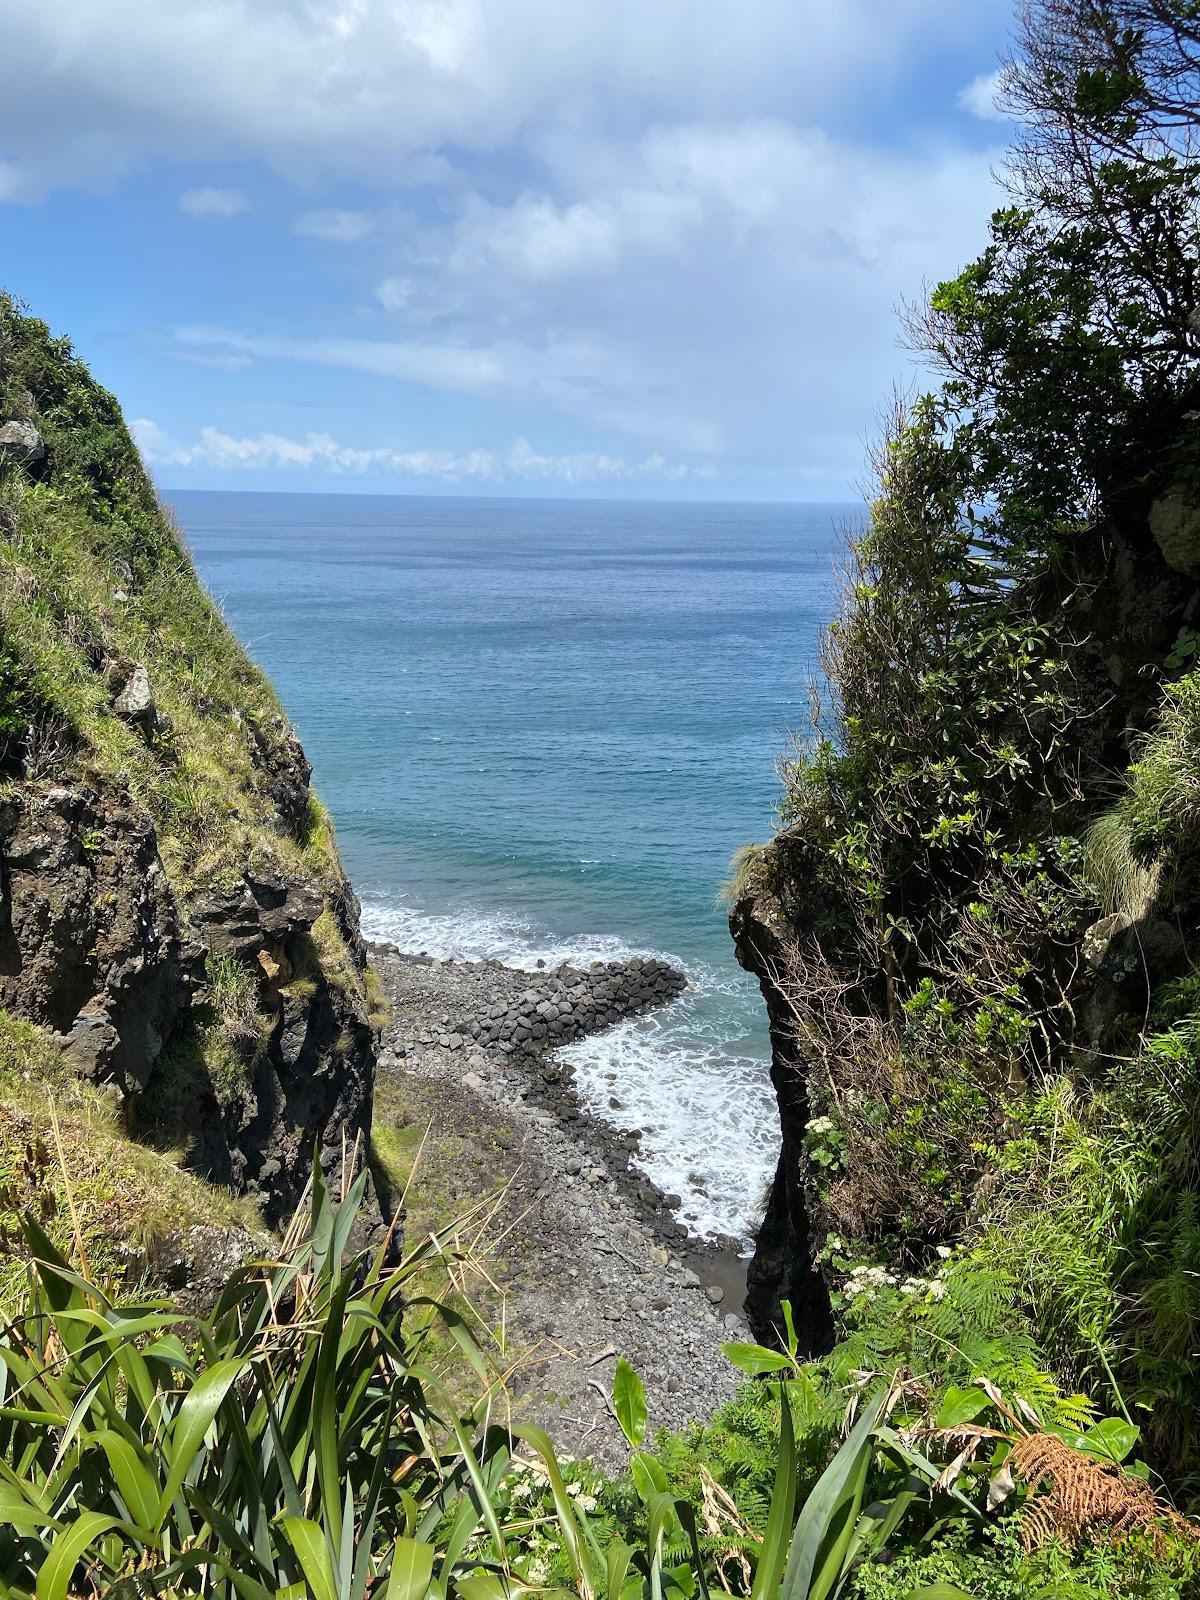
[513,1426,594,1598]
[154,1356,248,1530]
[676,1502,710,1600]
[750,1384,797,1600]
[94,1429,159,1529]
[329,1168,370,1269]
[384,1537,436,1600]
[0,1482,55,1537]
[780,1390,886,1600]
[351,1394,400,1600]
[313,1272,354,1557]
[645,1491,676,1600]
[337,1477,356,1597]
[437,1493,487,1600]
[35,1512,117,1600]
[282,1514,341,1600]
[604,1539,635,1600]
[450,1416,507,1560]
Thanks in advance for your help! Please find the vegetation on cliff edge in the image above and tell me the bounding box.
[736,0,1200,1530]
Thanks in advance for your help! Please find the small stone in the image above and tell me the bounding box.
[680,1269,700,1289]
[705,1285,725,1305]
[666,1375,681,1393]
[565,1155,583,1175]
[112,663,156,725]
[0,420,44,466]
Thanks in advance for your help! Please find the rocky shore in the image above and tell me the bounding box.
[370,943,750,1467]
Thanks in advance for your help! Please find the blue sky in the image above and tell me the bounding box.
[0,2,1013,499]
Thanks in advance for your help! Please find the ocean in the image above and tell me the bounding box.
[173,491,850,1248]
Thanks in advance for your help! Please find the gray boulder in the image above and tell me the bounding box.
[0,420,45,467]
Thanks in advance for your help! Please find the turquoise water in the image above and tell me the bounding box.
[174,491,848,1244]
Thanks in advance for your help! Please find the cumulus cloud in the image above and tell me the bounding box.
[132,418,709,484]
[0,0,1009,200]
[178,185,249,218]
[0,0,1013,489]
[958,69,1007,121]
[171,119,1000,472]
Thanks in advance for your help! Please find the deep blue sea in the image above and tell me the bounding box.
[173,491,850,1246]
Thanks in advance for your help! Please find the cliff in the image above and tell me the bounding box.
[0,295,386,1283]
[730,2,1200,1486]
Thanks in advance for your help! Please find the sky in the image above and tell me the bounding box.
[0,2,1013,500]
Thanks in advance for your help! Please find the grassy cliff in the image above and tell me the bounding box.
[0,293,384,1287]
[731,0,1200,1510]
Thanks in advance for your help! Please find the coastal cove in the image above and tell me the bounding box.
[175,490,847,1249]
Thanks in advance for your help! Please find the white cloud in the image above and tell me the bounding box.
[0,0,1009,200]
[179,185,249,218]
[132,418,710,484]
[170,119,1000,471]
[958,69,1006,121]
[0,0,1013,489]
[294,208,376,242]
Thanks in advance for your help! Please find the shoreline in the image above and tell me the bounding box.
[369,943,751,1466]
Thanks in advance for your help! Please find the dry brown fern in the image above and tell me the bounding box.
[1011,1432,1200,1552]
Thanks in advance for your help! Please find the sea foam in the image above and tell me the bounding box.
[359,890,778,1248]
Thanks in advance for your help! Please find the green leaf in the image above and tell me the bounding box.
[36,1512,118,1600]
[631,1450,670,1503]
[514,1425,595,1594]
[313,1272,354,1560]
[781,1390,886,1600]
[0,1482,56,1537]
[613,1358,648,1448]
[385,1536,436,1600]
[95,1429,159,1531]
[454,1578,509,1600]
[605,1540,636,1600]
[904,1587,974,1599]
[750,1384,797,1600]
[723,1342,794,1377]
[155,1356,247,1530]
[281,1515,341,1600]
[934,1385,991,1429]
[646,1491,678,1600]
[1080,1417,1140,1464]
[781,1300,799,1362]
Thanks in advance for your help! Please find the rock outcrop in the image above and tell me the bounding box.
[728,884,833,1351]
[0,784,198,1095]
[0,293,386,1256]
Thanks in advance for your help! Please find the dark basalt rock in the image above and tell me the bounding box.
[0,778,385,1250]
[190,868,324,960]
[0,783,200,1096]
[729,885,834,1354]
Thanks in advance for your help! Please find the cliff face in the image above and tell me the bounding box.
[0,295,384,1257]
[729,871,833,1350]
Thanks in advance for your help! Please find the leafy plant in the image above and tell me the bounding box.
[0,1158,510,1599]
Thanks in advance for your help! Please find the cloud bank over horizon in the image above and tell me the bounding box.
[0,0,1015,497]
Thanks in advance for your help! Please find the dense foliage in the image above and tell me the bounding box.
[735,0,1200,1533]
[2,1166,1196,1600]
[8,1,1200,1595]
